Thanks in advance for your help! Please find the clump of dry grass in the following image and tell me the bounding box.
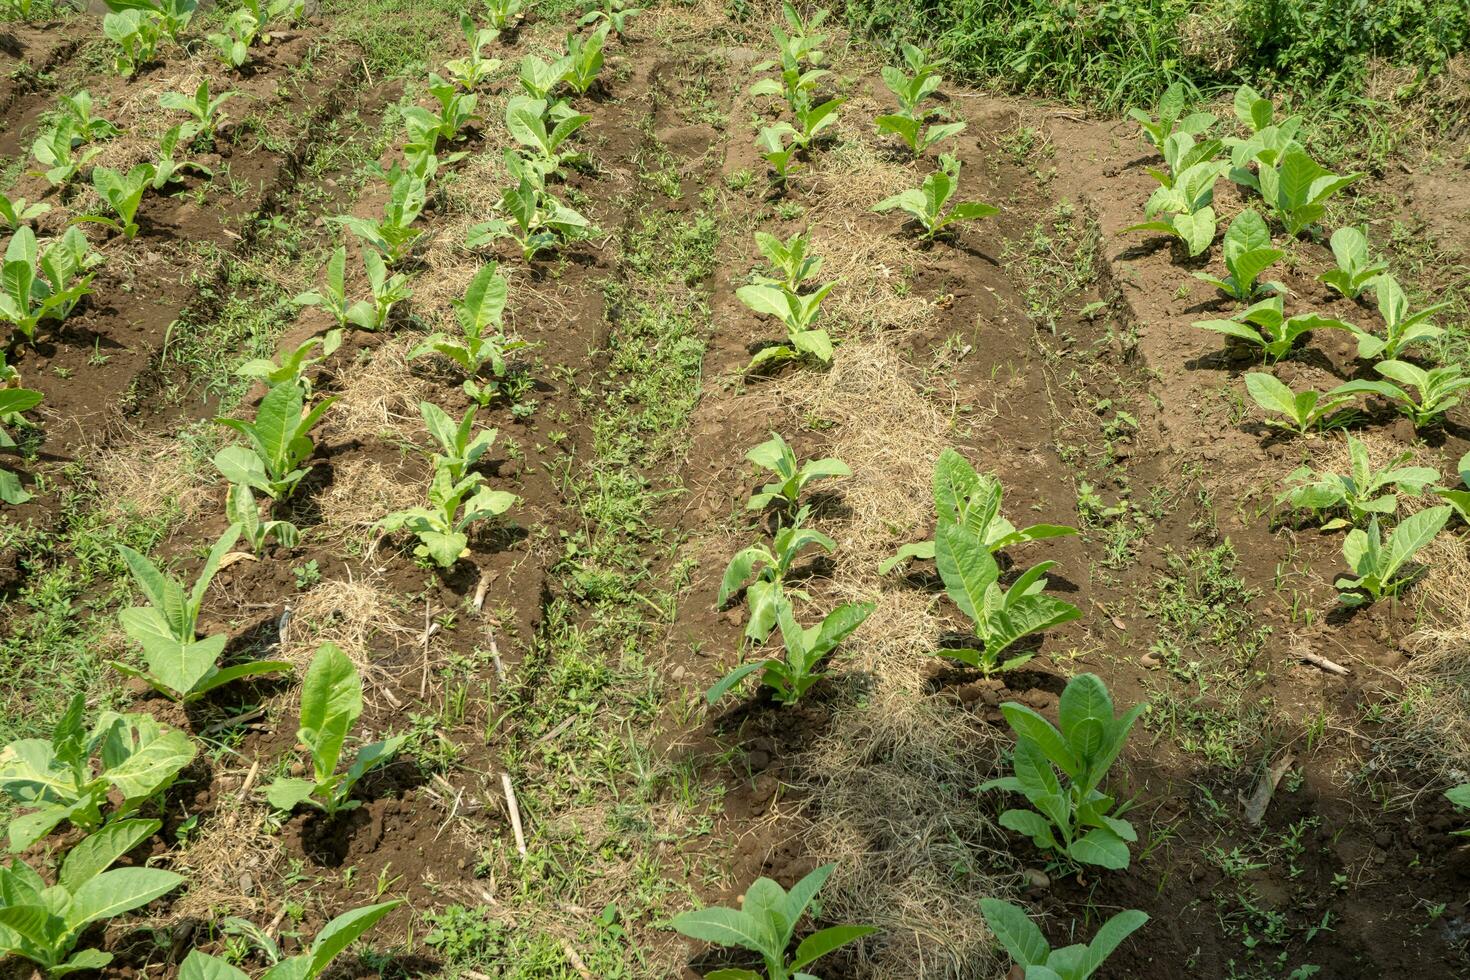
[83,428,213,524]
[321,334,436,442]
[284,575,415,690]
[808,223,934,334]
[170,777,283,920]
[316,454,425,544]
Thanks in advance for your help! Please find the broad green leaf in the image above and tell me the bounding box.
[66,867,183,929]
[789,924,879,971]
[978,899,1050,968]
[306,900,403,977]
[59,819,160,892]
[297,643,361,778]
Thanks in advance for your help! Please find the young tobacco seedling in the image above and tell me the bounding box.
[333,165,427,265]
[1436,451,1470,524]
[881,448,1077,575]
[1337,360,1470,429]
[113,524,290,702]
[206,6,260,68]
[0,227,100,343]
[108,0,199,41]
[0,191,48,232]
[417,400,496,484]
[178,901,404,980]
[79,164,155,239]
[226,482,301,553]
[669,862,876,980]
[757,123,802,183]
[0,384,43,505]
[481,0,523,30]
[410,264,529,406]
[720,506,835,644]
[159,79,236,141]
[265,643,406,817]
[468,152,593,261]
[935,521,1081,674]
[737,280,836,373]
[1319,225,1388,300]
[1192,208,1285,301]
[1243,373,1356,436]
[237,328,342,395]
[707,596,873,706]
[564,22,610,94]
[754,230,823,291]
[744,431,849,513]
[1124,142,1228,257]
[403,73,479,154]
[0,693,196,850]
[1447,783,1470,835]
[1248,147,1360,238]
[579,0,640,36]
[1343,274,1451,360]
[103,8,163,75]
[790,94,844,149]
[873,154,997,241]
[445,13,502,91]
[518,52,574,100]
[379,462,518,569]
[293,246,400,331]
[980,899,1148,980]
[152,124,212,189]
[0,819,184,975]
[1224,83,1304,178]
[1128,80,1214,148]
[1192,295,1350,362]
[58,90,121,143]
[1277,434,1438,530]
[506,95,589,169]
[874,43,966,156]
[30,120,103,188]
[213,380,337,499]
[983,672,1143,869]
[1334,506,1451,606]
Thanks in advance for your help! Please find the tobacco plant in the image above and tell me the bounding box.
[265,643,406,816]
[1277,434,1438,529]
[669,863,875,980]
[1334,506,1451,606]
[481,0,523,30]
[0,693,196,850]
[1243,373,1356,436]
[114,525,291,702]
[720,506,834,644]
[333,166,427,265]
[980,899,1148,980]
[0,384,42,505]
[445,13,502,91]
[467,152,593,261]
[293,246,403,331]
[754,230,822,291]
[152,125,213,188]
[1245,148,1359,237]
[1,227,100,343]
[206,7,260,68]
[737,280,836,373]
[0,192,48,232]
[30,120,103,188]
[58,91,121,143]
[982,672,1143,869]
[237,329,342,395]
[518,52,573,101]
[403,73,479,155]
[379,460,517,568]
[875,43,965,156]
[83,164,155,239]
[935,522,1080,674]
[874,154,997,241]
[226,482,300,553]
[743,431,849,513]
[565,22,610,93]
[1343,273,1451,360]
[1192,295,1350,362]
[417,401,496,484]
[1437,451,1470,524]
[160,80,236,142]
[1224,83,1303,177]
[105,0,198,41]
[506,95,589,169]
[213,380,337,499]
[179,901,404,980]
[757,123,802,183]
[410,264,529,406]
[103,8,163,75]
[1128,81,1213,148]
[1338,361,1470,429]
[1192,209,1284,301]
[1319,225,1388,300]
[881,449,1076,575]
[0,819,184,975]
[707,596,872,707]
[579,0,640,35]
[1125,142,1228,257]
